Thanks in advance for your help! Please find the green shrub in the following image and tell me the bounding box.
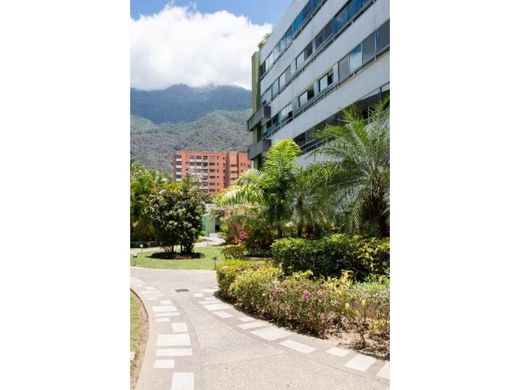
[221,244,247,260]
[229,265,281,312]
[271,234,390,280]
[216,260,264,299]
[343,278,390,347]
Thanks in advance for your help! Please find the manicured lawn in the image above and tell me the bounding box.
[131,246,225,270]
[130,291,147,389]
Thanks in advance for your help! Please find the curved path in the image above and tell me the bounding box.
[131,267,389,390]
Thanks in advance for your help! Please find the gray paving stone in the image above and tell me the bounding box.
[157,333,191,347]
[238,321,268,330]
[377,362,390,379]
[159,300,172,305]
[193,293,203,298]
[156,348,193,357]
[213,311,234,318]
[152,305,177,313]
[154,359,176,369]
[203,303,231,311]
[238,316,255,322]
[155,312,180,317]
[171,322,188,333]
[156,318,170,323]
[250,326,289,341]
[279,339,316,354]
[344,354,377,372]
[170,372,194,390]
[326,347,351,357]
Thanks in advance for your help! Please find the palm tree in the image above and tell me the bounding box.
[314,97,390,237]
[291,164,338,237]
[218,139,300,239]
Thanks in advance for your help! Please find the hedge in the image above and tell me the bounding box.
[271,234,390,280]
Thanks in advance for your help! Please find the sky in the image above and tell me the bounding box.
[131,0,294,91]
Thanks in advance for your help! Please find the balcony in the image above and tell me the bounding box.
[247,105,271,131]
[248,139,271,160]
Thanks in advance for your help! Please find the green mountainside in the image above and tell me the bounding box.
[131,84,251,124]
[130,84,253,176]
[131,110,251,175]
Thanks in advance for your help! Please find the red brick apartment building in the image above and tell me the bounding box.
[173,150,251,194]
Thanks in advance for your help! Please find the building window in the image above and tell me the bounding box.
[376,20,390,53]
[319,70,334,92]
[296,43,313,69]
[362,33,376,64]
[314,21,333,49]
[350,44,362,72]
[299,86,315,107]
[348,0,363,19]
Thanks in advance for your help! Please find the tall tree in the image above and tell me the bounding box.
[146,178,207,255]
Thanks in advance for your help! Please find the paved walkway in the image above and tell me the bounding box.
[131,268,389,390]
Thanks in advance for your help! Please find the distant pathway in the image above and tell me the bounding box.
[131,268,389,390]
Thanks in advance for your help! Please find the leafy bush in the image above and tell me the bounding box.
[229,265,281,312]
[216,260,264,299]
[221,244,247,260]
[271,234,390,280]
[218,262,389,347]
[344,278,390,347]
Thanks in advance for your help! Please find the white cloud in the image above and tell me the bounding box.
[131,4,271,91]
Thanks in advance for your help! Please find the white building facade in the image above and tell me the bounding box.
[247,0,390,167]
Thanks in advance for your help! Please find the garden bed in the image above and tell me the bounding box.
[216,259,389,359]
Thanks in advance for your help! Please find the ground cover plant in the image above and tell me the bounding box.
[130,291,148,389]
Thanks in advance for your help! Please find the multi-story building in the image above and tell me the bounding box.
[173,150,251,194]
[248,0,389,167]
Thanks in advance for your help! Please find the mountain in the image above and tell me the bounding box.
[131,110,251,175]
[131,84,252,124]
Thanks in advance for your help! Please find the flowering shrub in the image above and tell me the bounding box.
[217,260,389,343]
[229,265,281,312]
[271,234,390,280]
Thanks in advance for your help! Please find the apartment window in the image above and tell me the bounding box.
[176,168,182,172]
[272,79,279,97]
[376,21,390,52]
[348,0,363,19]
[299,86,315,107]
[319,71,334,92]
[271,113,280,129]
[261,88,272,105]
[280,104,293,124]
[350,44,362,72]
[362,33,376,64]
[333,4,349,33]
[314,21,332,49]
[296,43,312,69]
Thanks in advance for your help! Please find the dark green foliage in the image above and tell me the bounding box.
[147,179,207,255]
[271,234,390,280]
[221,244,247,260]
[131,84,251,124]
[130,160,170,243]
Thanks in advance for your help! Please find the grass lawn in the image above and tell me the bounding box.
[130,291,147,389]
[130,246,225,270]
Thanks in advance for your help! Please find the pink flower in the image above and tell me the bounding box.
[303,291,310,301]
